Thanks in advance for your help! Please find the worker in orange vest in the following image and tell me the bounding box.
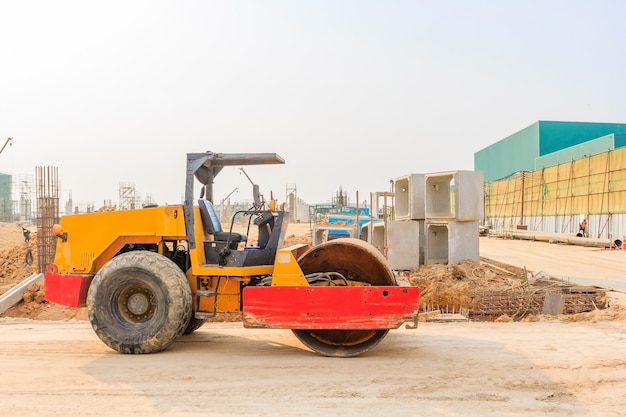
[579,219,587,237]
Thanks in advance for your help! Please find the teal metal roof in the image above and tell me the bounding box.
[536,134,615,169]
[475,121,626,182]
[538,121,626,155]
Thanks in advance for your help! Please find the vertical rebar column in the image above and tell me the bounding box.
[35,166,60,273]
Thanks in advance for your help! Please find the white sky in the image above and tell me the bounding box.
[1,0,625,208]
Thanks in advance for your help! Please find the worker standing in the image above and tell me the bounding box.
[579,218,587,237]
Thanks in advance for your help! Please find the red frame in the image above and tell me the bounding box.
[44,264,94,308]
[242,286,420,329]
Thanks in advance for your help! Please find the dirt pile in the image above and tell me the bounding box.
[0,224,39,295]
[409,258,610,321]
[0,222,87,320]
[282,233,311,246]
[0,222,25,245]
[2,281,88,320]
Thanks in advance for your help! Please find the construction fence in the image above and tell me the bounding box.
[485,147,626,241]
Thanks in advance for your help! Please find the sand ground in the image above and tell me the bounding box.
[0,317,624,417]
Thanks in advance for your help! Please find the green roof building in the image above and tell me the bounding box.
[474,121,626,182]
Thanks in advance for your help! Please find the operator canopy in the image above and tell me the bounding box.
[188,151,285,201]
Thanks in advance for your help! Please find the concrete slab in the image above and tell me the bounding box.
[0,273,44,314]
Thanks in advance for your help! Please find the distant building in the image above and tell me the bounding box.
[474,121,626,182]
[0,172,15,221]
[475,121,626,240]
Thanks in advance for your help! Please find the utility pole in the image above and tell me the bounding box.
[0,137,13,156]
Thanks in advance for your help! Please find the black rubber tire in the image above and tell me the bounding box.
[87,250,192,354]
[183,317,206,335]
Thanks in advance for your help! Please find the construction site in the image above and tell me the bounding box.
[1,135,625,416]
[2,125,626,323]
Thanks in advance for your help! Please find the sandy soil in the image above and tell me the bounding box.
[0,318,624,417]
[0,223,38,290]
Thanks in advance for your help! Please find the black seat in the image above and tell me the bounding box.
[198,199,247,248]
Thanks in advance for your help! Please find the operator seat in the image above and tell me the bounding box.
[198,199,247,249]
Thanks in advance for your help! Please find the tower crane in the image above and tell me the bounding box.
[0,137,12,156]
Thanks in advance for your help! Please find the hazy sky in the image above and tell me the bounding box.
[1,1,625,208]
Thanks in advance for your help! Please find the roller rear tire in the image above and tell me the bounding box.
[87,250,192,354]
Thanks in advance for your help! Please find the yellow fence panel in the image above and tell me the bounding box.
[485,147,626,218]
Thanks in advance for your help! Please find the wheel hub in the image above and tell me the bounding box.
[127,292,150,315]
[117,285,156,324]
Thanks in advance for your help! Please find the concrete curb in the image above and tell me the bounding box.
[0,273,44,315]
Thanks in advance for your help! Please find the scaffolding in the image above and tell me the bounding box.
[35,166,60,273]
[0,173,34,221]
[119,182,136,210]
[485,147,626,240]
[142,192,155,207]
